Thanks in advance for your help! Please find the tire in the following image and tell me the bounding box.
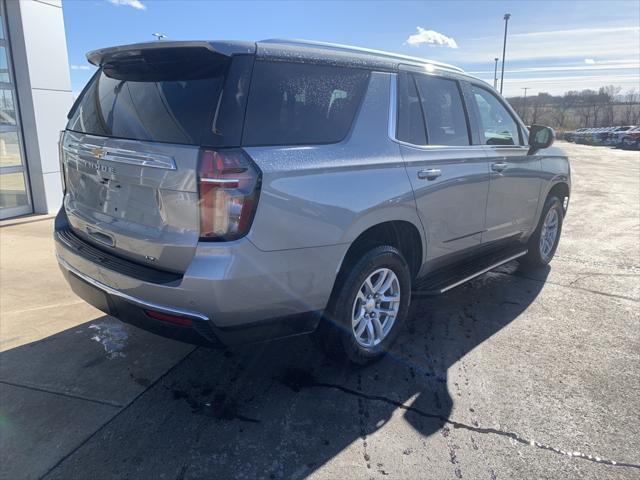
[521,196,564,269]
[314,245,412,365]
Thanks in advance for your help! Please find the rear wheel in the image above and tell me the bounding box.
[315,246,411,365]
[521,196,564,268]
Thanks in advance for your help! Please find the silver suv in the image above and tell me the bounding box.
[55,39,570,364]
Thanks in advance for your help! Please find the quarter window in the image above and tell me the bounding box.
[243,61,370,146]
[414,75,470,146]
[470,85,522,146]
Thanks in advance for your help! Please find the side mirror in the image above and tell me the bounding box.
[528,125,555,154]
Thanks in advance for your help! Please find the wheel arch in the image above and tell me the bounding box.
[336,219,425,283]
[546,179,570,213]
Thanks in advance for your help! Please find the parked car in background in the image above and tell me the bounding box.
[589,127,615,145]
[574,128,595,144]
[55,39,570,364]
[581,127,598,144]
[564,126,639,148]
[607,126,636,146]
[564,128,587,142]
[620,126,640,150]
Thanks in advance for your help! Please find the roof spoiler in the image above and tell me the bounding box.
[86,40,255,67]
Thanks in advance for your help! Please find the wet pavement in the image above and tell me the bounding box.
[1,142,638,479]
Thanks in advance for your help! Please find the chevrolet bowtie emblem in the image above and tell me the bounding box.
[90,147,105,158]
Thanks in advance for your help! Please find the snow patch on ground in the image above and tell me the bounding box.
[88,321,128,358]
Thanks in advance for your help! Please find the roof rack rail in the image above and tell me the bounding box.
[260,38,465,73]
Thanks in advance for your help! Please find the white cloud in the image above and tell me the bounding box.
[584,58,596,64]
[106,0,146,10]
[406,27,458,48]
[70,65,92,71]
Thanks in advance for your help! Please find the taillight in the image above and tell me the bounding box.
[198,148,261,241]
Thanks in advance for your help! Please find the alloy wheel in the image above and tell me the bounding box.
[351,268,401,347]
[539,207,559,261]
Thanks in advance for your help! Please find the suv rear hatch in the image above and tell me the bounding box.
[62,42,254,273]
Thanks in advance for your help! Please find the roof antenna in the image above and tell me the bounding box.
[152,33,167,41]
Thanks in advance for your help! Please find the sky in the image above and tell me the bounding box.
[62,0,640,97]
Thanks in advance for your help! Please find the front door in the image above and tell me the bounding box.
[467,83,542,244]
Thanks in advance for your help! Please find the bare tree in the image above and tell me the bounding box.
[552,91,579,128]
[506,85,640,130]
[622,89,640,124]
[577,90,599,127]
[599,85,621,125]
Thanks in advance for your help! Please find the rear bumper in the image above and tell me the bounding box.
[59,258,224,347]
[55,208,344,346]
[59,258,321,347]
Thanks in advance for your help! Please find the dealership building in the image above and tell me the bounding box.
[1,0,72,219]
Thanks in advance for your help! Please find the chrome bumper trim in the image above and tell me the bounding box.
[56,254,210,322]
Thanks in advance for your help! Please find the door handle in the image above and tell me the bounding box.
[417,168,442,180]
[491,162,508,173]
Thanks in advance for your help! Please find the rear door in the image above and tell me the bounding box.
[466,82,542,244]
[395,72,490,264]
[62,45,253,272]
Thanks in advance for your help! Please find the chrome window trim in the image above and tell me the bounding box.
[486,145,530,150]
[387,73,398,143]
[57,254,210,322]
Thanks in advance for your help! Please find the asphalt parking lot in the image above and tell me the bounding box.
[1,141,638,480]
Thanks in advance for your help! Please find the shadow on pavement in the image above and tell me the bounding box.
[1,262,548,479]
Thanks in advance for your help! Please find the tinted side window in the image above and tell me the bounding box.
[397,73,426,145]
[243,61,370,146]
[414,75,470,146]
[470,85,521,146]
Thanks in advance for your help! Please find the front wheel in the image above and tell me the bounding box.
[521,196,564,269]
[315,245,411,365]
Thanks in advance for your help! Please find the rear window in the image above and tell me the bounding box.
[242,61,370,146]
[67,51,229,145]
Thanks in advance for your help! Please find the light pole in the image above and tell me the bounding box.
[499,13,511,94]
[152,33,166,41]
[493,57,499,89]
[521,87,529,123]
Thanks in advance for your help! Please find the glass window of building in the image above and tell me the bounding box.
[0,2,32,218]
